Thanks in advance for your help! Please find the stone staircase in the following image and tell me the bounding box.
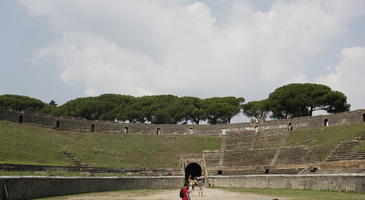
[61,151,89,168]
[203,151,223,168]
[209,130,365,175]
[223,149,276,167]
[225,131,287,150]
[275,147,333,165]
[326,141,365,161]
[354,132,365,140]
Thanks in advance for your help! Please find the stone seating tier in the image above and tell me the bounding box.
[275,147,333,165]
[223,149,276,167]
[203,151,223,168]
[225,131,287,150]
[327,141,365,162]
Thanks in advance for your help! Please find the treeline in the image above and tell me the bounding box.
[0,94,244,124]
[0,83,351,124]
[242,83,350,121]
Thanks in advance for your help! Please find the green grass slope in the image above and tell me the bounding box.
[0,120,221,168]
[284,123,365,147]
[2,120,365,170]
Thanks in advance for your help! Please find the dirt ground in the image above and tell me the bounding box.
[51,188,286,200]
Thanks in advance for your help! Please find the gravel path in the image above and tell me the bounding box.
[53,188,286,200]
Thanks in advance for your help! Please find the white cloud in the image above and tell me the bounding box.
[317,47,365,109]
[84,88,98,97]
[18,0,365,101]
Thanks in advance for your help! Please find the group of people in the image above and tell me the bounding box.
[180,175,205,200]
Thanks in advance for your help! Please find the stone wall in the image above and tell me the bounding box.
[0,164,181,176]
[313,160,365,174]
[1,106,365,135]
[209,174,365,192]
[1,174,364,200]
[0,176,184,200]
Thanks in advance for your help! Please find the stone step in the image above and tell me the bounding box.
[329,156,365,159]
[61,151,90,168]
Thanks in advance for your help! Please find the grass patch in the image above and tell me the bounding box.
[226,188,365,200]
[0,121,74,166]
[285,123,365,148]
[354,141,365,151]
[69,133,220,168]
[0,120,221,168]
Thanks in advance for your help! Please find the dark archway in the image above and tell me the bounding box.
[156,128,161,135]
[324,119,329,127]
[56,121,60,129]
[91,124,95,132]
[363,114,365,122]
[288,123,293,131]
[185,162,202,182]
[18,115,23,123]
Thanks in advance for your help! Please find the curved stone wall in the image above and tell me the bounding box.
[0,106,364,135]
[209,174,365,192]
[1,174,364,200]
[0,176,184,200]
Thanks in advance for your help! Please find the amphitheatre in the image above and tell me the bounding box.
[1,105,365,199]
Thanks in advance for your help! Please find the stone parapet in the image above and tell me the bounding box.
[0,176,184,200]
[1,106,365,135]
[209,174,365,192]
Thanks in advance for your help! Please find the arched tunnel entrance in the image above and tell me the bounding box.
[185,162,202,182]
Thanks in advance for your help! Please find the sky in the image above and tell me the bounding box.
[1,0,365,122]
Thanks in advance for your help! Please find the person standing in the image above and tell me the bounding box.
[181,183,189,200]
[196,176,204,197]
[188,179,195,200]
[187,176,194,200]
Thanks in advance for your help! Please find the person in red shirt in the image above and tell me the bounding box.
[182,183,189,200]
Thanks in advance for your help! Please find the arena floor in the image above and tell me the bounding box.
[41,188,284,200]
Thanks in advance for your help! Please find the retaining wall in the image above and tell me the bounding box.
[0,164,180,175]
[1,106,365,135]
[1,174,365,199]
[209,174,365,192]
[0,176,184,200]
